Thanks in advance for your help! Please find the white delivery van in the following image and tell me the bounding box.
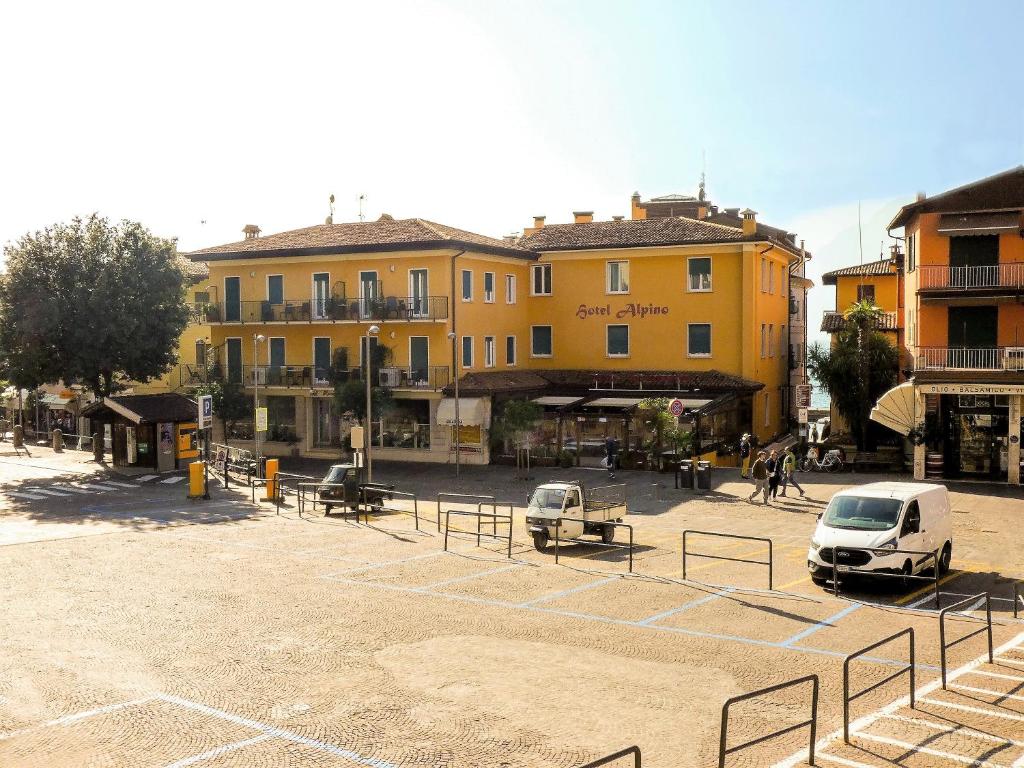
[807,482,952,588]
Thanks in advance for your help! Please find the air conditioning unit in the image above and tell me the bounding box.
[1003,347,1024,371]
[378,368,401,388]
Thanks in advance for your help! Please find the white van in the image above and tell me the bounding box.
[807,482,952,588]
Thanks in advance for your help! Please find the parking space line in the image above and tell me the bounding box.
[637,588,734,625]
[952,683,1024,703]
[895,570,964,605]
[52,485,93,494]
[968,669,1024,683]
[777,575,812,590]
[162,734,274,767]
[814,754,876,768]
[4,491,47,500]
[419,563,522,590]
[852,732,1010,767]
[920,698,1024,723]
[102,481,139,489]
[0,696,154,741]
[881,713,1024,747]
[136,475,159,482]
[518,577,617,607]
[780,603,861,647]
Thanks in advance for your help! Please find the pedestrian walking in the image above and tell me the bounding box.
[809,423,818,444]
[766,449,781,500]
[739,433,751,478]
[604,435,619,480]
[779,446,805,497]
[747,450,769,504]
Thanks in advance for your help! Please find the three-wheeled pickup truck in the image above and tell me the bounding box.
[525,480,627,551]
[317,463,393,515]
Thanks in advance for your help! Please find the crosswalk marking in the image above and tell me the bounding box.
[25,488,71,497]
[136,475,159,482]
[160,476,185,484]
[851,731,1010,767]
[54,485,93,494]
[74,484,119,491]
[6,492,47,500]
[5,474,192,503]
[103,481,138,489]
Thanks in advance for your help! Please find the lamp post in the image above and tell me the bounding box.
[364,324,380,481]
[253,333,266,469]
[447,330,461,477]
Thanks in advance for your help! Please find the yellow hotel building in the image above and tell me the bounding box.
[185,199,806,466]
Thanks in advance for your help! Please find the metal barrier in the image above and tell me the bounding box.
[718,674,819,768]
[273,472,316,513]
[939,592,993,689]
[842,628,915,743]
[296,481,351,517]
[554,517,635,573]
[1014,582,1023,620]
[682,530,773,590]
[576,746,641,768]
[436,492,497,533]
[356,484,412,526]
[830,546,940,607]
[443,508,513,559]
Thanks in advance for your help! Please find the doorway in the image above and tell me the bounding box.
[224,277,240,322]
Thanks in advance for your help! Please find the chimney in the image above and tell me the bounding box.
[611,215,624,221]
[889,243,904,270]
[573,211,594,224]
[503,233,519,244]
[740,209,757,236]
[631,192,646,220]
[533,215,546,229]
[697,203,708,219]
[242,224,261,239]
[916,191,926,201]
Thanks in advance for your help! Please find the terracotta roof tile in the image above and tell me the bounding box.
[821,259,897,285]
[821,310,900,332]
[888,166,1024,229]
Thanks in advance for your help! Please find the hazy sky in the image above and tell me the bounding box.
[2,0,1022,346]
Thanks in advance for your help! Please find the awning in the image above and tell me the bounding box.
[437,397,489,426]
[937,211,1020,236]
[532,396,583,407]
[582,397,644,408]
[870,382,916,436]
[40,393,74,409]
[675,398,711,410]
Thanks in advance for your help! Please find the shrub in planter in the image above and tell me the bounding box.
[558,450,575,469]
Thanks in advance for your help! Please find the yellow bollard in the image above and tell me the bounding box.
[187,460,205,499]
[262,458,279,502]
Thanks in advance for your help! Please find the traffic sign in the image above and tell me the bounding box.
[255,407,268,432]
[798,407,809,424]
[198,395,213,430]
[796,384,812,409]
[668,398,684,417]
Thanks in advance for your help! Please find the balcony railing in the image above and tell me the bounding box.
[238,363,450,390]
[915,346,1024,371]
[202,296,448,324]
[918,263,1024,291]
[377,366,450,390]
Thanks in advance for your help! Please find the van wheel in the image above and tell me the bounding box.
[900,560,913,590]
[601,525,615,545]
[323,504,333,515]
[811,576,829,588]
[532,530,549,551]
[938,543,952,576]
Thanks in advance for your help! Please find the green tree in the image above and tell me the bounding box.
[0,215,189,397]
[637,397,695,457]
[808,303,899,451]
[491,399,544,451]
[332,342,393,421]
[195,380,250,445]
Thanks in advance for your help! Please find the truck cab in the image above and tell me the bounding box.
[525,480,626,551]
[317,464,393,514]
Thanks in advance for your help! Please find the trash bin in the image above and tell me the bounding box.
[695,460,712,491]
[677,460,694,490]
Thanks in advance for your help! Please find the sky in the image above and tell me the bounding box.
[1,0,1022,349]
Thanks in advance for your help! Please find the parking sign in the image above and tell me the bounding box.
[198,395,213,429]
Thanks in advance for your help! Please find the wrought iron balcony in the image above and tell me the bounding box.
[918,263,1024,291]
[201,296,448,324]
[233,363,450,390]
[914,346,1024,371]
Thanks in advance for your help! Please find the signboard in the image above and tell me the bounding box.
[126,426,137,464]
[255,407,268,432]
[918,383,1024,395]
[795,384,812,409]
[350,425,364,448]
[668,398,684,417]
[798,407,809,424]
[198,395,213,430]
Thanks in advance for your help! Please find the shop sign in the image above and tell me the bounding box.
[198,395,213,430]
[918,383,1024,395]
[798,407,809,424]
[795,384,812,409]
[576,302,670,320]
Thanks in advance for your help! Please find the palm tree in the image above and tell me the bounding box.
[844,299,885,451]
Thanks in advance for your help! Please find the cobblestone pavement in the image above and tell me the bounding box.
[1,451,1023,766]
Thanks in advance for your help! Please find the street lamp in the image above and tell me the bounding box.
[364,324,380,481]
[253,333,266,467]
[447,330,461,477]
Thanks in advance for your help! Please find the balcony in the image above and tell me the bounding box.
[918,264,1024,293]
[914,347,1024,372]
[239,363,450,390]
[201,296,448,324]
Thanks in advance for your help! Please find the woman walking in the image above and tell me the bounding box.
[765,449,781,501]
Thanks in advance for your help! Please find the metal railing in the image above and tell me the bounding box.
[843,629,915,743]
[1015,582,1023,620]
[919,263,1024,291]
[914,346,1024,371]
[272,472,316,513]
[297,481,350,517]
[682,530,774,590]
[377,366,450,390]
[243,364,329,388]
[436,492,498,533]
[829,546,940,607]
[939,592,993,689]
[576,746,641,768]
[443,507,513,558]
[718,675,819,768]
[203,295,448,323]
[357,487,420,529]
[554,517,634,573]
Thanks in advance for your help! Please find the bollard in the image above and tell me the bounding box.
[187,460,206,499]
[13,424,25,449]
[52,429,63,452]
[262,458,279,502]
[92,432,103,461]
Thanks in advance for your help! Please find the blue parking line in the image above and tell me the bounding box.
[780,603,862,647]
[637,588,734,625]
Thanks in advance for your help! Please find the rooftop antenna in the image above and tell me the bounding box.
[325,193,335,225]
[698,149,707,202]
[358,194,366,222]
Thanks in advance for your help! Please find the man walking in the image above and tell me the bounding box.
[604,435,619,480]
[766,449,781,500]
[739,434,751,478]
[779,446,805,498]
[747,450,769,504]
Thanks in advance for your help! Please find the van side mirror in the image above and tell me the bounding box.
[908,512,921,534]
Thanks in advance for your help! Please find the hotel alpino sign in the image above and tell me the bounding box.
[575,302,671,320]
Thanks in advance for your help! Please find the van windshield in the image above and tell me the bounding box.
[529,488,566,510]
[823,496,903,531]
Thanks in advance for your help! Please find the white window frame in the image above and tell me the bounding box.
[606,324,630,358]
[461,269,473,302]
[530,325,553,358]
[483,336,496,368]
[506,335,516,366]
[760,324,766,358]
[531,264,552,296]
[312,271,332,320]
[505,274,517,304]
[461,335,474,368]
[605,260,630,295]
[483,272,495,303]
[768,324,774,356]
[687,323,712,358]
[408,268,429,318]
[686,256,712,292]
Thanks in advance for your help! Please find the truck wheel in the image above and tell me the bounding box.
[532,530,549,551]
[938,543,952,576]
[601,525,615,545]
[323,504,333,514]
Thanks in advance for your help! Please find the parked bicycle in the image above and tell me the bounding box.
[800,448,844,473]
